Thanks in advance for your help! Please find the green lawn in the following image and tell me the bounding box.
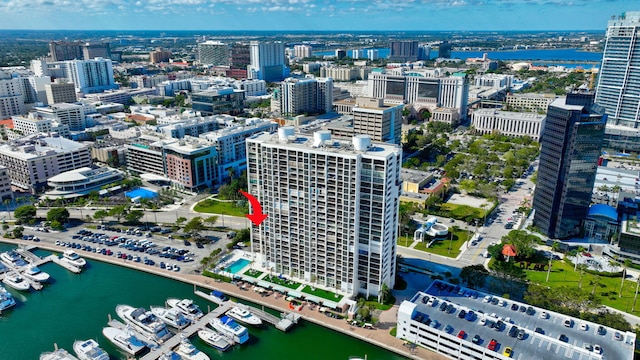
[194,198,247,217]
[262,275,301,290]
[526,260,640,315]
[243,269,263,278]
[396,234,414,247]
[440,202,493,220]
[412,230,470,258]
[302,285,344,302]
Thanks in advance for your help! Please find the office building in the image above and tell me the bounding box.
[438,41,452,58]
[0,72,25,119]
[247,129,401,298]
[198,41,229,66]
[35,103,86,131]
[248,41,287,82]
[65,58,117,94]
[532,92,607,239]
[11,114,70,139]
[471,109,546,141]
[335,49,347,60]
[49,40,83,61]
[352,97,403,145]
[352,49,365,60]
[474,74,514,89]
[191,88,246,116]
[294,45,313,59]
[506,93,556,113]
[595,12,640,152]
[0,134,91,193]
[150,47,172,64]
[45,82,77,104]
[18,75,51,106]
[230,43,251,68]
[82,42,110,60]
[418,44,431,61]
[389,41,418,62]
[277,77,333,116]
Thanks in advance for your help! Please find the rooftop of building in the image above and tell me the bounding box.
[401,168,434,184]
[587,204,618,221]
[507,93,557,99]
[47,166,121,183]
[0,133,86,159]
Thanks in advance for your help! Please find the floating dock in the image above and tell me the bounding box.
[50,255,82,273]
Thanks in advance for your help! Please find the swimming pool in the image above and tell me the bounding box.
[125,188,158,199]
[226,258,251,274]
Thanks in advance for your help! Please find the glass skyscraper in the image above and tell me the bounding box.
[532,92,607,239]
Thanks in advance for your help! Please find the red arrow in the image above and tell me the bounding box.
[239,190,268,226]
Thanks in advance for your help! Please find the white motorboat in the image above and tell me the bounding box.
[167,298,203,321]
[151,306,190,329]
[2,272,31,291]
[0,284,16,311]
[61,250,86,267]
[1,250,28,268]
[116,304,172,342]
[73,339,109,360]
[210,315,249,344]
[174,337,210,360]
[23,265,51,283]
[197,329,232,351]
[102,326,147,356]
[158,351,181,360]
[226,305,263,326]
[40,348,79,360]
[0,262,7,274]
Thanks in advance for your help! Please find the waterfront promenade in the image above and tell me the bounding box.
[0,238,446,360]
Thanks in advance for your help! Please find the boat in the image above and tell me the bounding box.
[23,265,51,283]
[73,339,109,360]
[0,261,7,274]
[210,315,249,344]
[174,337,210,360]
[166,298,203,321]
[226,305,263,326]
[0,250,28,268]
[61,250,87,267]
[197,329,232,351]
[116,304,172,342]
[158,351,181,360]
[0,284,16,311]
[151,306,190,329]
[2,272,31,291]
[102,326,147,356]
[40,348,80,360]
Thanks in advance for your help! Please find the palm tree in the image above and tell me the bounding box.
[204,216,218,229]
[620,259,632,298]
[591,275,601,295]
[577,264,587,289]
[574,246,586,271]
[379,283,391,304]
[633,276,640,312]
[3,198,11,220]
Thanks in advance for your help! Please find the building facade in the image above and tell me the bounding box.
[64,58,117,94]
[248,41,287,82]
[506,93,556,113]
[532,92,607,239]
[277,77,333,116]
[389,41,419,62]
[150,48,172,64]
[191,88,246,116]
[352,97,403,145]
[34,103,86,131]
[198,41,229,66]
[471,109,546,141]
[45,166,123,199]
[0,166,13,200]
[0,73,25,119]
[49,40,83,61]
[45,82,77,104]
[11,114,70,139]
[293,45,313,59]
[247,129,401,298]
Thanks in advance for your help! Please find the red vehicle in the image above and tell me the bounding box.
[488,339,498,351]
[457,330,466,339]
[582,252,592,257]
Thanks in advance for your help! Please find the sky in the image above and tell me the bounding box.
[0,0,637,31]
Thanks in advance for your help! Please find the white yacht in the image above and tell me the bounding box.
[61,250,87,267]
[151,306,190,329]
[174,337,210,360]
[197,329,232,351]
[0,261,7,274]
[73,339,109,360]
[102,326,147,356]
[166,298,203,321]
[210,315,249,344]
[226,305,263,326]
[0,284,16,311]
[23,265,51,283]
[40,348,79,360]
[2,272,31,291]
[1,250,28,268]
[116,304,172,342]
[158,351,181,360]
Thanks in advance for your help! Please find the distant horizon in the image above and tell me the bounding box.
[0,1,635,32]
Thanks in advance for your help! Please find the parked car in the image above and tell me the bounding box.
[487,339,498,351]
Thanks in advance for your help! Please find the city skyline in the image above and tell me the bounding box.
[0,0,636,31]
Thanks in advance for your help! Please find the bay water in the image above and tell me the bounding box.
[0,244,407,360]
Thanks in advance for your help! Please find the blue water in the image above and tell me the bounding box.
[125,187,158,199]
[315,48,602,64]
[227,258,251,274]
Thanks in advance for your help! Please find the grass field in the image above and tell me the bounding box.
[262,274,301,290]
[412,229,471,258]
[302,285,344,302]
[194,198,247,217]
[525,260,640,315]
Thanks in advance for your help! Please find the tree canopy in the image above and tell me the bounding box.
[14,205,36,224]
[46,207,70,224]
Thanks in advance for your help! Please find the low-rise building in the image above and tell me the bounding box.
[506,93,556,113]
[45,166,124,199]
[471,109,546,141]
[10,114,70,139]
[191,88,245,116]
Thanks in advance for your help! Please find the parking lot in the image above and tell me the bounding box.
[416,281,634,360]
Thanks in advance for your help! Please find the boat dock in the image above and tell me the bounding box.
[195,289,299,332]
[50,255,82,273]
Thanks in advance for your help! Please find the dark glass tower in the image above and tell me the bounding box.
[532,92,607,239]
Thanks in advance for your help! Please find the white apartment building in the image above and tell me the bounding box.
[11,114,70,139]
[471,108,546,141]
[247,128,401,298]
[45,82,77,104]
[198,41,229,66]
[130,74,169,89]
[233,79,267,96]
[83,88,156,105]
[506,93,556,113]
[293,45,313,59]
[0,166,13,200]
[277,77,333,116]
[367,49,379,60]
[474,74,514,89]
[19,75,51,106]
[156,115,222,139]
[35,103,86,131]
[64,58,117,94]
[320,66,371,81]
[0,134,91,193]
[0,73,25,119]
[200,118,278,183]
[248,41,286,82]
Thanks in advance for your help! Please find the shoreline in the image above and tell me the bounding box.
[0,238,446,360]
